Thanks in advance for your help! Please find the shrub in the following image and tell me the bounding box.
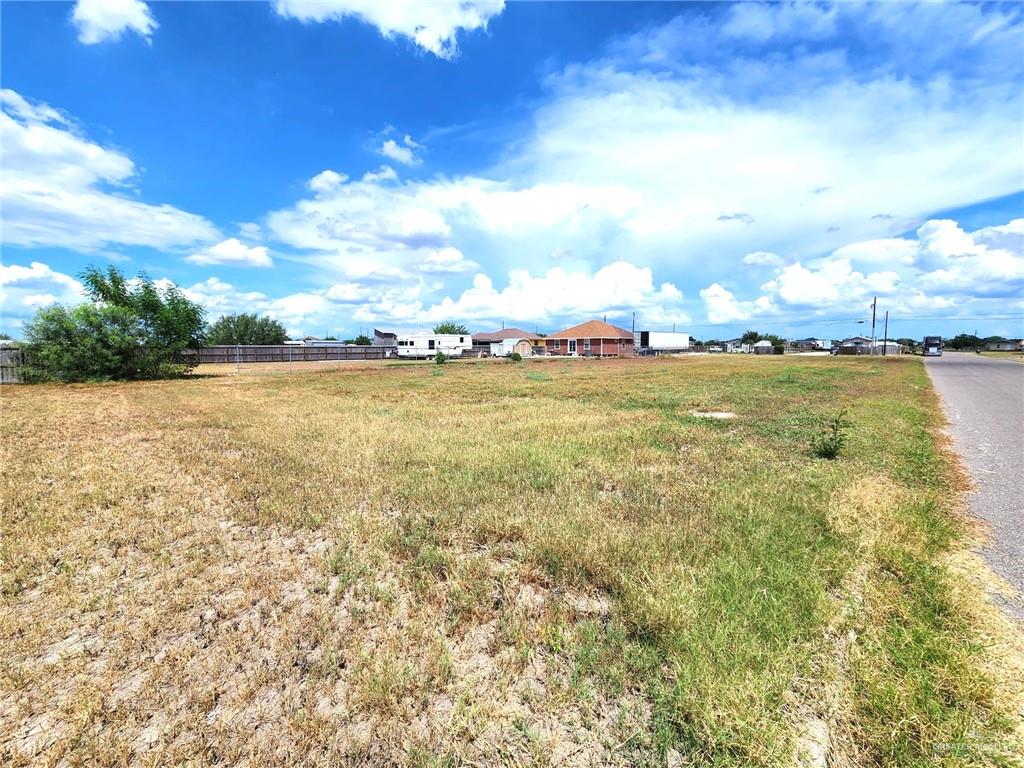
[22,305,145,382]
[435,350,448,365]
[510,352,523,362]
[22,265,205,382]
[811,409,851,459]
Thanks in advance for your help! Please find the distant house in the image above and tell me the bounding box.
[475,327,544,357]
[545,319,634,357]
[986,339,1023,351]
[373,329,397,347]
[722,338,751,353]
[841,336,871,347]
[790,338,827,350]
[473,327,538,343]
[752,339,776,355]
[838,336,872,355]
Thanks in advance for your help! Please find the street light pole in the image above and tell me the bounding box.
[870,297,877,355]
[883,310,889,356]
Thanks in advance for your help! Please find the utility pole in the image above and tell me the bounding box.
[870,297,877,355]
[631,312,635,336]
[882,310,889,356]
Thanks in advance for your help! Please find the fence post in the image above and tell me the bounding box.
[289,345,293,373]
[235,343,240,374]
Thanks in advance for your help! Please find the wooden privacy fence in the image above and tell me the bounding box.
[186,345,391,364]
[0,346,24,384]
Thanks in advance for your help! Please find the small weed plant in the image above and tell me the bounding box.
[434,350,448,365]
[811,408,850,459]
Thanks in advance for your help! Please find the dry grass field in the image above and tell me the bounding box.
[2,355,1021,767]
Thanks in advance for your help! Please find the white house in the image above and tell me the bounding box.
[753,339,776,355]
[986,339,1023,352]
[723,338,752,353]
[395,333,473,358]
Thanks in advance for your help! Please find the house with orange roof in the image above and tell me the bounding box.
[544,319,634,357]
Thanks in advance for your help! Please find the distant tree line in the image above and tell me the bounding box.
[206,313,288,345]
[944,333,1014,350]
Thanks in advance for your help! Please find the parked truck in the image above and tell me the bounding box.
[923,336,943,357]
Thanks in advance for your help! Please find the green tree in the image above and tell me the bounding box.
[764,334,786,354]
[23,304,146,382]
[897,337,917,347]
[342,334,373,345]
[947,333,981,350]
[740,330,761,344]
[433,322,469,335]
[23,266,205,382]
[206,313,288,345]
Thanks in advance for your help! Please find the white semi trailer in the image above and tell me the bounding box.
[635,331,691,354]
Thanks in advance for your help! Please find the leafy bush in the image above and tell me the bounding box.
[22,305,144,382]
[206,313,287,345]
[811,409,851,459]
[435,350,448,365]
[22,266,205,382]
[510,352,522,362]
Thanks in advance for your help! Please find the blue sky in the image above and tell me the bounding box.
[2,1,1022,341]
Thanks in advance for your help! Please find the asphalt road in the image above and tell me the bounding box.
[926,353,1024,618]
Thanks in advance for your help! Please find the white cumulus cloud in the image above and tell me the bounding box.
[379,134,422,166]
[0,89,219,253]
[273,0,505,59]
[71,0,157,45]
[743,251,783,267]
[414,260,684,325]
[417,247,479,274]
[0,262,87,330]
[699,283,774,324]
[186,238,273,268]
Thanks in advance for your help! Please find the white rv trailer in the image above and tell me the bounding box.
[395,333,473,358]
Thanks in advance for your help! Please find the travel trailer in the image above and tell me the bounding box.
[395,333,473,358]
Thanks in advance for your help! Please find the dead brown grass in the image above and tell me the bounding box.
[1,355,1019,766]
[0,379,652,766]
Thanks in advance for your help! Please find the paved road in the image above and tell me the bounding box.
[926,353,1024,618]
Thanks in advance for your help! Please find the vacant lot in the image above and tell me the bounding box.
[2,356,1020,766]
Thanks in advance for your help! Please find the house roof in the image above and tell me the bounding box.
[547,319,634,340]
[473,327,540,342]
[842,336,871,344]
[753,339,773,347]
[374,328,397,339]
